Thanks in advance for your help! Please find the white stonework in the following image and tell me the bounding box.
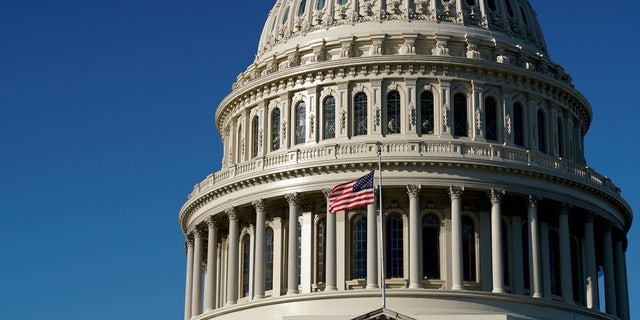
[179,1,632,319]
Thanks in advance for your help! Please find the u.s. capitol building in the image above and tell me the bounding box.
[178,0,632,319]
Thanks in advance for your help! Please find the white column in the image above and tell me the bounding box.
[584,213,599,309]
[558,204,573,302]
[449,186,464,290]
[614,235,629,320]
[490,189,505,293]
[285,193,300,295]
[527,196,542,298]
[366,202,378,289]
[191,229,203,317]
[253,199,266,299]
[226,208,239,305]
[322,189,337,291]
[408,185,422,289]
[184,238,194,320]
[203,218,218,311]
[602,225,617,316]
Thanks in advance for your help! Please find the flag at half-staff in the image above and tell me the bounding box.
[328,171,375,214]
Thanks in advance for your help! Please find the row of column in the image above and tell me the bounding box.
[183,187,629,320]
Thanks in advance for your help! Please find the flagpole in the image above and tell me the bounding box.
[377,145,386,309]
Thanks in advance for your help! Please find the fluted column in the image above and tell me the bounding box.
[285,193,300,295]
[408,185,422,289]
[226,208,239,305]
[322,189,337,291]
[203,218,217,311]
[253,199,267,299]
[558,204,573,302]
[602,225,617,316]
[614,235,629,320]
[527,196,542,298]
[490,189,505,293]
[449,186,464,290]
[584,213,599,309]
[184,237,194,320]
[191,229,203,317]
[366,200,378,289]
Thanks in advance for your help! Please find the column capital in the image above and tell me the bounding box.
[448,186,464,199]
[192,228,203,238]
[284,192,301,206]
[226,207,238,220]
[407,184,421,198]
[490,189,505,203]
[185,237,194,247]
[585,211,596,223]
[559,203,572,215]
[252,198,267,211]
[527,195,541,208]
[206,216,218,229]
[322,188,332,200]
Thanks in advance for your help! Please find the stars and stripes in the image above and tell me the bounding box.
[328,171,375,214]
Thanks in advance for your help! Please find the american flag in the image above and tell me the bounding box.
[328,171,375,214]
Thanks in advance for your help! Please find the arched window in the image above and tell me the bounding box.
[317,218,326,283]
[337,0,348,5]
[462,215,476,281]
[271,108,280,151]
[549,229,560,296]
[265,227,274,291]
[252,116,259,158]
[386,91,401,135]
[487,0,496,10]
[513,103,524,147]
[316,0,326,10]
[295,102,306,145]
[282,7,290,25]
[323,96,336,140]
[237,125,243,163]
[354,92,368,136]
[351,215,367,279]
[537,109,546,153]
[557,117,564,157]
[420,91,435,135]
[422,214,440,279]
[241,235,251,297]
[386,215,403,278]
[298,0,307,16]
[485,97,497,141]
[453,93,468,137]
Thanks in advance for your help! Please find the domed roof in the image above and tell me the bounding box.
[256,0,547,63]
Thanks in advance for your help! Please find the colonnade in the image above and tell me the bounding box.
[183,186,630,320]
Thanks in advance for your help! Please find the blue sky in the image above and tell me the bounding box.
[0,1,637,319]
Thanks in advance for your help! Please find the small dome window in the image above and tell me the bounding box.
[466,0,475,6]
[487,0,497,11]
[505,0,514,17]
[338,0,348,5]
[316,0,326,10]
[298,0,307,17]
[282,7,290,24]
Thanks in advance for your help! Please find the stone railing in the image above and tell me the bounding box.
[187,141,620,200]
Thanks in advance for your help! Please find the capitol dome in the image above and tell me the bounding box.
[180,1,632,319]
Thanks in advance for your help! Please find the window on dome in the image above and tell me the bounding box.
[272,108,281,151]
[316,0,326,10]
[466,0,475,6]
[422,214,440,279]
[485,97,497,141]
[462,215,476,282]
[295,102,306,145]
[386,91,401,135]
[265,227,274,291]
[487,0,497,11]
[282,7,290,25]
[513,103,524,147]
[323,96,336,139]
[354,92,368,136]
[453,93,468,137]
[337,0,348,5]
[557,118,564,158]
[351,215,367,279]
[241,234,251,297]
[386,215,403,278]
[537,109,546,153]
[505,0,514,17]
[298,0,307,16]
[420,91,435,135]
[316,218,326,283]
[252,116,259,158]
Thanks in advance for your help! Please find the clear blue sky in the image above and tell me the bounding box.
[0,1,637,319]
